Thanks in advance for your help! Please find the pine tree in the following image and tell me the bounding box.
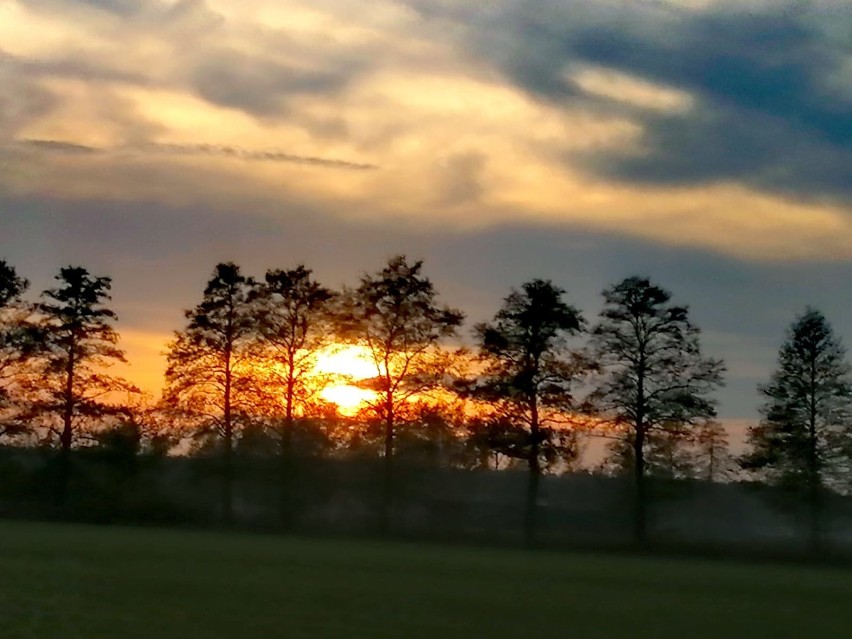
[30,266,137,504]
[337,255,464,532]
[253,265,335,454]
[33,266,137,450]
[0,259,35,437]
[590,276,724,544]
[693,420,733,482]
[473,279,585,544]
[163,262,257,523]
[744,308,852,550]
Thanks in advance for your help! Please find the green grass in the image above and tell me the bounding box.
[0,521,850,639]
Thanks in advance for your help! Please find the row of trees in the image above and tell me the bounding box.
[1,256,851,546]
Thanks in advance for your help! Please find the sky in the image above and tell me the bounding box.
[1,0,852,427]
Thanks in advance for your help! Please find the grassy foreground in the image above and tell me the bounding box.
[0,521,850,639]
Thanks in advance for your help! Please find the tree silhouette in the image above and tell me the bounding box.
[253,265,335,454]
[33,267,137,447]
[29,266,137,504]
[338,255,464,532]
[590,276,724,545]
[472,279,585,545]
[0,260,36,437]
[743,308,852,551]
[163,262,257,523]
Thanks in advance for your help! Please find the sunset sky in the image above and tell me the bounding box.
[2,0,852,425]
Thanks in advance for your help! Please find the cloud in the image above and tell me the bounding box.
[143,142,377,169]
[18,138,377,170]
[403,0,852,202]
[187,47,355,117]
[4,0,852,267]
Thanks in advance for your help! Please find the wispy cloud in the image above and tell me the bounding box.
[18,138,377,170]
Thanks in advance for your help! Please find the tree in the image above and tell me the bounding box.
[601,419,731,482]
[465,416,533,471]
[33,266,137,448]
[30,266,137,503]
[253,265,335,454]
[602,424,698,480]
[693,420,733,482]
[589,276,724,544]
[645,427,698,479]
[338,255,464,532]
[0,259,36,437]
[743,308,852,550]
[163,262,257,523]
[472,279,585,544]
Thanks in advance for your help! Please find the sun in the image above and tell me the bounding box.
[320,385,376,416]
[313,344,378,415]
[313,344,377,378]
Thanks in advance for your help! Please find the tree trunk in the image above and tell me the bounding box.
[633,425,647,546]
[807,410,822,553]
[284,374,296,456]
[278,375,297,528]
[708,441,716,482]
[57,339,76,510]
[807,359,822,553]
[634,352,648,547]
[222,352,234,525]
[379,393,394,535]
[524,400,541,547]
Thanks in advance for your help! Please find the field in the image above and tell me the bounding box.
[0,521,850,639]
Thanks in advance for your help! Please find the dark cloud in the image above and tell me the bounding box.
[406,1,852,202]
[0,53,60,139]
[79,0,141,15]
[27,0,219,24]
[568,9,852,198]
[16,138,377,170]
[141,143,377,170]
[20,139,99,154]
[189,47,355,117]
[18,55,150,85]
[23,0,147,18]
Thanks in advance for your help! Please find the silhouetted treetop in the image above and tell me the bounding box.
[0,260,28,307]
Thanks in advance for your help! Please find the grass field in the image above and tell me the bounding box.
[0,521,850,639]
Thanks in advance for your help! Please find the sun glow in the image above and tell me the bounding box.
[313,344,377,378]
[320,385,376,416]
[313,344,379,415]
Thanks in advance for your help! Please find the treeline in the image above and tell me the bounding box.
[1,256,851,549]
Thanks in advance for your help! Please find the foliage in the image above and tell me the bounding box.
[589,276,724,540]
[692,420,734,482]
[471,279,586,473]
[28,266,138,451]
[0,260,36,437]
[252,265,336,449]
[744,308,852,491]
[590,277,724,465]
[163,263,258,445]
[337,255,464,458]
